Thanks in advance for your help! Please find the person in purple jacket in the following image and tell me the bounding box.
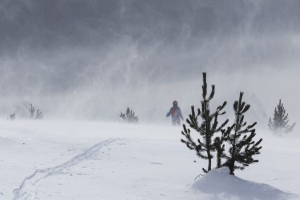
[166,100,184,126]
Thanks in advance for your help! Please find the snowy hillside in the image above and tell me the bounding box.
[0,120,299,200]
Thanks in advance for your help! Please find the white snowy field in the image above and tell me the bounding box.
[0,120,299,200]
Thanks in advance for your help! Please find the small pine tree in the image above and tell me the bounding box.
[36,109,43,119]
[181,73,229,173]
[28,104,35,118]
[25,104,43,120]
[120,108,139,123]
[221,92,263,175]
[268,100,296,135]
[7,113,16,121]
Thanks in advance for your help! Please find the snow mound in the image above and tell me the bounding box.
[192,167,297,200]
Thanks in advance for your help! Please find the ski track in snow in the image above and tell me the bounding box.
[12,138,119,200]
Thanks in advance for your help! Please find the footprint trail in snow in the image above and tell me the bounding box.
[12,138,119,200]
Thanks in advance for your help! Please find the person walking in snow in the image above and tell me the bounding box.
[166,100,184,126]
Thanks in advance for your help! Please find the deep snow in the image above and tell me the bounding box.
[0,120,299,200]
[193,167,297,200]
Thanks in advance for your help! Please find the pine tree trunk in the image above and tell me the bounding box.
[229,159,234,175]
[230,130,237,175]
[204,100,212,172]
[207,151,211,171]
[230,99,242,175]
[230,123,238,175]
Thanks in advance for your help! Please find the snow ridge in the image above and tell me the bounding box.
[12,138,119,200]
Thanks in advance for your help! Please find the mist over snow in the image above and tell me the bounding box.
[0,0,299,129]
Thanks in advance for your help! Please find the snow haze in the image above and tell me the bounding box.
[0,0,299,127]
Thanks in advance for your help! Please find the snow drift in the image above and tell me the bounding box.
[192,167,297,200]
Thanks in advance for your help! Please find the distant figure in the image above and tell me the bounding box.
[166,100,183,126]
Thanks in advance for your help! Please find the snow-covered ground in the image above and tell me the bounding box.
[0,120,299,200]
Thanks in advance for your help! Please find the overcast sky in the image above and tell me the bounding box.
[0,0,299,124]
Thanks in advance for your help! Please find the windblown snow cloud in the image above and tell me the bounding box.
[0,0,299,124]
